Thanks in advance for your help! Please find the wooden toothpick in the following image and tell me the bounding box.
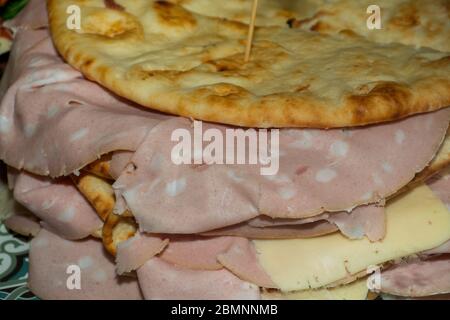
[244,0,259,63]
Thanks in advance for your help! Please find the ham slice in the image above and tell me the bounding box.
[114,112,449,234]
[0,28,169,178]
[203,220,338,239]
[137,258,260,300]
[116,232,168,274]
[110,151,133,180]
[4,202,40,237]
[327,205,385,241]
[248,204,386,241]
[28,229,143,300]
[159,235,237,270]
[13,171,102,240]
[217,238,277,288]
[381,257,450,297]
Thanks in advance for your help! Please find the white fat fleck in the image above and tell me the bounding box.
[372,173,383,186]
[341,226,365,240]
[227,170,244,183]
[315,168,337,183]
[264,174,290,183]
[0,116,11,134]
[360,191,373,202]
[58,206,76,222]
[165,178,187,197]
[289,132,313,149]
[70,128,89,142]
[24,124,37,138]
[47,105,59,118]
[150,154,164,170]
[92,269,107,282]
[78,256,93,269]
[382,162,394,174]
[278,187,297,200]
[329,140,349,157]
[41,199,56,210]
[395,130,405,145]
[33,237,48,248]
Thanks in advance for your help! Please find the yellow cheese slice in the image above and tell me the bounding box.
[262,279,369,300]
[254,184,450,292]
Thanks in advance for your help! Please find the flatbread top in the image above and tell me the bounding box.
[48,0,450,128]
[286,0,450,53]
[176,0,450,52]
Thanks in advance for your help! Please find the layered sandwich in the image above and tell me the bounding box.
[0,0,449,300]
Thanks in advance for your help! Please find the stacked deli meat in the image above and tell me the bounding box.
[0,0,449,299]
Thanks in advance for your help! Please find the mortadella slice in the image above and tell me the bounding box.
[116,232,168,275]
[114,110,449,234]
[137,258,260,300]
[380,258,450,297]
[13,172,102,240]
[28,229,143,300]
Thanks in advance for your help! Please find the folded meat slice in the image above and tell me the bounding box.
[116,232,168,275]
[114,232,275,289]
[13,171,102,240]
[159,236,237,270]
[204,220,338,239]
[248,204,386,241]
[109,151,133,180]
[114,110,449,234]
[137,258,260,300]
[28,229,143,300]
[217,238,277,288]
[4,202,40,237]
[380,257,450,297]
[327,205,385,241]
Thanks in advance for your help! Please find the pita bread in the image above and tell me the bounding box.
[111,0,450,53]
[48,0,450,128]
[167,0,314,26]
[287,0,450,53]
[180,0,450,52]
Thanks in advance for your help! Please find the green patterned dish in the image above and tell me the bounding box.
[0,223,38,300]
